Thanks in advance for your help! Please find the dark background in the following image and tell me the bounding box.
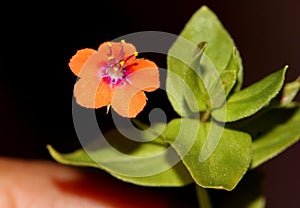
[0,1,299,207]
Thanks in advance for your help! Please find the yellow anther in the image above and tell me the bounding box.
[108,55,114,60]
[134,51,138,56]
[121,40,126,44]
[120,61,125,66]
[107,42,112,47]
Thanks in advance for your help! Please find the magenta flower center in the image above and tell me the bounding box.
[101,61,126,86]
[99,41,136,87]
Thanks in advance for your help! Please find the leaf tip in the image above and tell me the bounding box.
[200,5,209,9]
[198,41,208,50]
[232,46,237,54]
[46,144,63,163]
[198,5,213,14]
[46,144,53,152]
[281,65,289,78]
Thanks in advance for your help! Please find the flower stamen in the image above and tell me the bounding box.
[118,40,126,58]
[108,55,114,60]
[106,42,114,60]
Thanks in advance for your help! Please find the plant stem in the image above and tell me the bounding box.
[195,185,212,208]
[130,118,168,146]
[200,110,211,123]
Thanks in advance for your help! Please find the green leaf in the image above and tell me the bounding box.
[280,76,300,106]
[164,118,252,190]
[169,5,243,73]
[183,42,210,112]
[213,66,288,122]
[227,104,300,169]
[231,105,300,169]
[224,47,241,93]
[47,127,194,187]
[220,70,237,97]
[166,5,243,117]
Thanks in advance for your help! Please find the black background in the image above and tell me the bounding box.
[1,1,299,207]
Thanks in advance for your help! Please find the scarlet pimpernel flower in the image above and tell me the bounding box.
[69,40,160,118]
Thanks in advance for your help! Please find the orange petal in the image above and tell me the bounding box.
[78,52,108,79]
[127,59,160,92]
[74,77,112,109]
[98,41,137,61]
[111,85,146,118]
[69,49,96,77]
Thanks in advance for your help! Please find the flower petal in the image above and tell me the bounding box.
[74,77,112,109]
[111,85,147,118]
[127,59,160,92]
[78,52,107,79]
[69,49,96,77]
[98,41,137,61]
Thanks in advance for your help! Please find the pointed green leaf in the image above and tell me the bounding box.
[181,41,233,114]
[213,66,287,122]
[166,5,243,116]
[280,76,300,106]
[231,105,300,169]
[227,104,300,169]
[224,47,242,93]
[47,127,194,187]
[168,5,243,74]
[220,70,237,97]
[164,118,252,190]
[184,42,210,112]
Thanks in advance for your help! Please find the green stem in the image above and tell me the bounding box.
[200,110,211,123]
[195,185,212,208]
[130,118,169,146]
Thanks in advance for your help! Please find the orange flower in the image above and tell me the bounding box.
[69,40,160,118]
